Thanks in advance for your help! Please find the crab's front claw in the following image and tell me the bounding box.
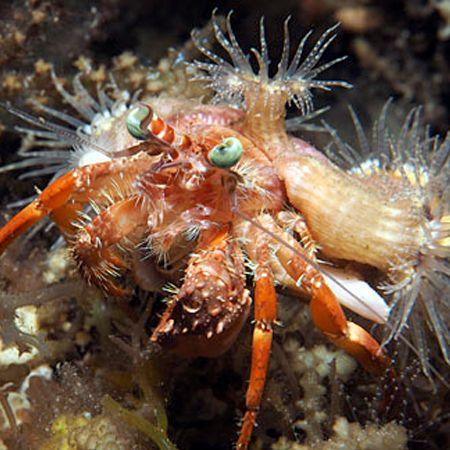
[0,170,79,254]
[151,227,252,358]
[0,154,153,256]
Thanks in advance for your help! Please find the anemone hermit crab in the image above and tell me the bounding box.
[0,12,448,449]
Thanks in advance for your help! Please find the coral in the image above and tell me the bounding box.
[0,279,98,371]
[0,365,52,440]
[1,353,176,449]
[272,418,407,450]
[40,413,135,450]
[42,247,71,285]
[272,339,408,450]
[282,339,357,444]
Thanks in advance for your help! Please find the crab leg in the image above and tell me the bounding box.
[0,170,78,253]
[71,197,149,296]
[0,153,153,254]
[276,211,318,259]
[241,214,389,375]
[237,243,277,450]
[273,230,389,374]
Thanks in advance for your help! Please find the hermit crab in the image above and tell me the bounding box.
[0,12,447,448]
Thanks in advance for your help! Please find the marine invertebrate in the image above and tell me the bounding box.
[0,17,389,450]
[0,74,134,192]
[272,418,408,450]
[0,356,175,449]
[3,11,444,448]
[0,365,53,444]
[190,13,351,115]
[283,341,358,443]
[324,101,449,377]
[272,339,408,450]
[40,413,134,450]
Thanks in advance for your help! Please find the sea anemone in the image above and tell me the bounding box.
[189,11,351,117]
[0,73,135,209]
[325,100,449,378]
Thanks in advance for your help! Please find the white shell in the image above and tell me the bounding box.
[323,266,389,324]
[77,148,111,167]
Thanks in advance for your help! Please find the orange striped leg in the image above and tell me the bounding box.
[242,214,389,375]
[273,231,390,375]
[72,197,148,296]
[0,153,153,255]
[237,244,277,449]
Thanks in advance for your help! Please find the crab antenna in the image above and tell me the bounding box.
[0,101,113,157]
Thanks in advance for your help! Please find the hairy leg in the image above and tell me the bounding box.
[237,242,277,449]
[71,197,149,296]
[0,152,154,254]
[151,226,251,357]
[242,214,389,374]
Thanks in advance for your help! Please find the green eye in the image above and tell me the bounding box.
[126,105,151,140]
[208,137,243,168]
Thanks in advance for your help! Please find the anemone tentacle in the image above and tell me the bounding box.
[326,101,450,376]
[190,12,351,117]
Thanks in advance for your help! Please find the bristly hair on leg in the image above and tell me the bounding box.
[0,74,137,250]
[189,10,351,118]
[324,99,450,379]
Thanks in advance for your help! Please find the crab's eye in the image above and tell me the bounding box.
[126,105,151,140]
[208,137,243,168]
